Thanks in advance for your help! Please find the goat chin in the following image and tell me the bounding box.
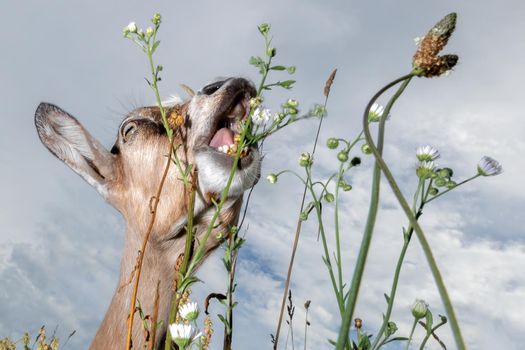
[195,146,262,198]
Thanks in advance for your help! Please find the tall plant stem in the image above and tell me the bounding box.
[338,73,466,349]
[273,80,333,349]
[335,73,413,349]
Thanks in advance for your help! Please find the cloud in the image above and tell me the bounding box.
[1,1,524,349]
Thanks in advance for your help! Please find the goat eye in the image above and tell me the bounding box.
[201,81,225,95]
[121,121,138,143]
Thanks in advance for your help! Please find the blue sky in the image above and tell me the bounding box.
[0,1,524,349]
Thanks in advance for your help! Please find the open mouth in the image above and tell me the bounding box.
[208,92,252,158]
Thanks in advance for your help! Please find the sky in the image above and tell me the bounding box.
[0,1,524,349]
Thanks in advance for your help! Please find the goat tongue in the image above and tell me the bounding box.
[209,128,234,148]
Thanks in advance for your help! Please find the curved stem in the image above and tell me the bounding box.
[418,317,448,350]
[335,73,414,349]
[359,80,466,349]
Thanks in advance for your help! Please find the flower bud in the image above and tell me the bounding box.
[274,112,285,123]
[434,177,447,187]
[249,96,263,108]
[299,211,308,221]
[411,299,428,319]
[337,151,349,162]
[286,107,298,115]
[286,99,299,108]
[351,157,362,166]
[127,22,138,33]
[361,144,372,155]
[438,167,453,178]
[146,27,154,37]
[354,318,362,329]
[429,187,439,196]
[324,193,335,202]
[258,23,270,35]
[152,13,162,26]
[287,66,296,74]
[327,138,339,149]
[339,181,353,191]
[446,180,457,189]
[298,152,313,167]
[266,174,278,184]
[267,47,276,57]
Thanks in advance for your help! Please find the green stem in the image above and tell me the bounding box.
[424,174,479,205]
[146,43,172,141]
[307,169,344,315]
[418,318,447,350]
[359,78,467,349]
[272,75,333,348]
[335,73,414,349]
[405,318,418,350]
[334,162,345,300]
[165,187,196,349]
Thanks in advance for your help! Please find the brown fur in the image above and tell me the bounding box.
[34,77,259,349]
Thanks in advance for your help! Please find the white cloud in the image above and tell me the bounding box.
[1,1,524,349]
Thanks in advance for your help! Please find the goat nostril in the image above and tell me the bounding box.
[121,121,138,143]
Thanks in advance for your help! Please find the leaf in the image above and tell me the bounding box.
[383,336,409,345]
[249,56,264,68]
[425,311,434,335]
[322,255,332,269]
[151,40,160,54]
[178,275,201,291]
[278,80,296,89]
[270,65,286,71]
[384,293,390,304]
[327,339,336,346]
[358,333,372,350]
[385,321,398,337]
[217,314,231,332]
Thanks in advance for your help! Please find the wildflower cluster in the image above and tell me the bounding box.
[168,301,204,349]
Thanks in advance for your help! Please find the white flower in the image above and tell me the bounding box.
[416,160,436,178]
[126,22,138,33]
[368,103,391,122]
[252,107,271,125]
[416,145,440,162]
[477,156,503,176]
[179,302,199,321]
[169,324,202,349]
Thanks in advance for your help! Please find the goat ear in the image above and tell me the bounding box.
[35,102,115,197]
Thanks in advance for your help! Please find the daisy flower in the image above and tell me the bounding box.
[477,156,503,176]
